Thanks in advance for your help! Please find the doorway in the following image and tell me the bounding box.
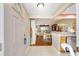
[30,19,52,46]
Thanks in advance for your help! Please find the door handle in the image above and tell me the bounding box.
[24,37,27,45]
[24,34,27,45]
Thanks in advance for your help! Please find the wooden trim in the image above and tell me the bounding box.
[77,47,79,52]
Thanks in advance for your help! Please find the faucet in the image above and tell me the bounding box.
[61,43,75,56]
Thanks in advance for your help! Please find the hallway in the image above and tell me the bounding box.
[26,46,70,56]
[0,3,78,56]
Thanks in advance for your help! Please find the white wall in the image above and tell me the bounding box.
[52,32,60,51]
[55,19,76,27]
[4,4,30,56]
[76,4,79,47]
[0,3,4,56]
[36,19,55,25]
[31,20,36,44]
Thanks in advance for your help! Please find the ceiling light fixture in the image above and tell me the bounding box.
[37,3,44,8]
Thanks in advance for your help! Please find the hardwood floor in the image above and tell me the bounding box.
[31,35,52,46]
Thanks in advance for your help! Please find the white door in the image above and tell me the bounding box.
[14,18,26,56]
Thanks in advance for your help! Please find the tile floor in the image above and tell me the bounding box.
[26,46,71,56]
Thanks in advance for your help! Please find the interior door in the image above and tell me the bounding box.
[4,4,30,56]
[14,17,26,56]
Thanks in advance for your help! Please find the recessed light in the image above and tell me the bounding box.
[37,3,44,8]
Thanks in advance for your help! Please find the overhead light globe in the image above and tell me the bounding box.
[37,3,44,8]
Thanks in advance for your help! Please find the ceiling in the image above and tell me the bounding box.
[23,3,61,18]
[62,4,76,14]
[23,3,76,18]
